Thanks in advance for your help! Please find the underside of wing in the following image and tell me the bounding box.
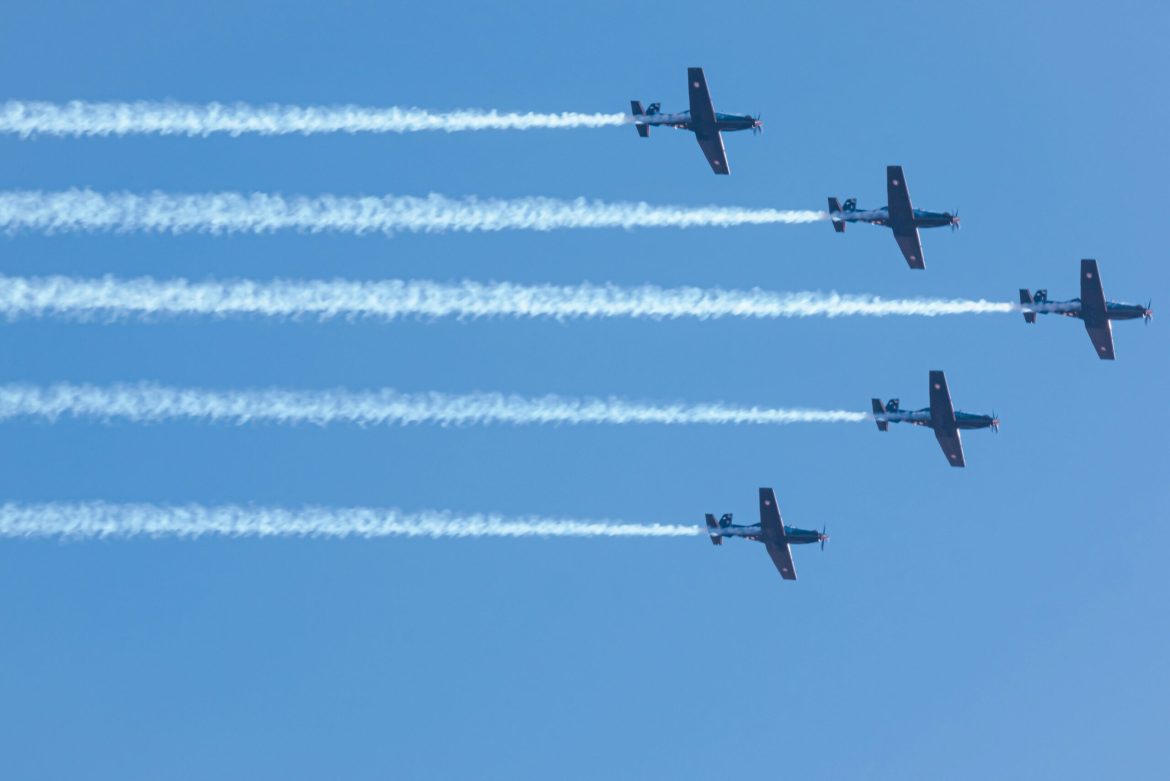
[1085,321,1116,360]
[1080,260,1114,359]
[687,67,717,130]
[758,487,785,539]
[892,226,925,269]
[765,542,798,580]
[1080,259,1109,317]
[928,371,957,424]
[696,133,729,175]
[928,370,963,465]
[886,165,915,225]
[934,428,966,467]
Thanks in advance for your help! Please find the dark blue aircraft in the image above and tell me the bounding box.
[705,487,827,581]
[630,67,761,175]
[1020,259,1152,360]
[872,371,998,468]
[827,166,959,269]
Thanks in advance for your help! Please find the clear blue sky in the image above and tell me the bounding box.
[1,2,1167,778]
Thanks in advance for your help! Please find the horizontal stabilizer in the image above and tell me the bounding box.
[1019,289,1036,324]
[828,198,845,232]
[704,513,723,545]
[630,101,650,137]
[871,398,888,431]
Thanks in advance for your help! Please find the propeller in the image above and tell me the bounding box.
[950,209,961,232]
[1145,300,1153,324]
[752,114,763,135]
[820,524,829,551]
[991,413,1000,433]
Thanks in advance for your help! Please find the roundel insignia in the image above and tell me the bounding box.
[692,81,700,88]
[893,179,900,186]
[934,383,941,389]
[949,453,957,460]
[764,500,771,506]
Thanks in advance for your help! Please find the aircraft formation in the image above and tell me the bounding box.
[642,68,1153,582]
[5,69,1152,587]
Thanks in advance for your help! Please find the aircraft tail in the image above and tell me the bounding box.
[1019,289,1037,324]
[630,101,650,137]
[827,197,846,232]
[704,514,723,545]
[871,399,889,431]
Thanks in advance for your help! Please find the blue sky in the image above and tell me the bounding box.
[1,1,1168,778]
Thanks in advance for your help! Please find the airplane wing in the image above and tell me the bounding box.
[933,427,966,468]
[687,68,728,174]
[1084,321,1115,360]
[695,133,729,175]
[759,487,796,580]
[887,166,924,268]
[892,225,926,269]
[928,370,965,467]
[765,542,798,581]
[1080,259,1115,359]
[687,67,717,130]
[886,166,915,224]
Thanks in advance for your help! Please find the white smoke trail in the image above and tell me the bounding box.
[0,383,868,426]
[0,190,826,235]
[0,501,700,540]
[0,274,1018,321]
[0,101,630,137]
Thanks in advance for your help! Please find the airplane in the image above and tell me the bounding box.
[704,487,828,581]
[1019,259,1152,360]
[827,165,960,269]
[630,67,762,175]
[872,370,998,468]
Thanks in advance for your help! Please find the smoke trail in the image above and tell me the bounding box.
[0,190,826,235]
[0,101,630,137]
[0,501,700,540]
[0,274,1018,322]
[0,383,868,427]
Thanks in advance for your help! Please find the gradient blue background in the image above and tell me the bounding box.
[1,2,1167,778]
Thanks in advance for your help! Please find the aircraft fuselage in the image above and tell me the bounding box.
[715,523,824,546]
[632,110,760,134]
[1026,297,1150,322]
[878,408,997,431]
[834,205,957,230]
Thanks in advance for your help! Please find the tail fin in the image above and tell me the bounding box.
[630,101,650,137]
[871,399,889,431]
[827,198,846,232]
[704,514,723,545]
[1019,289,1037,324]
